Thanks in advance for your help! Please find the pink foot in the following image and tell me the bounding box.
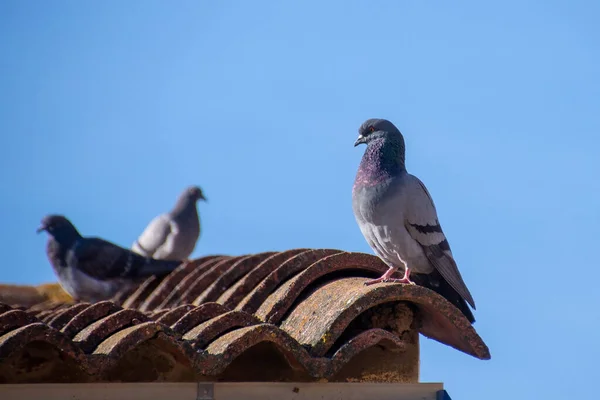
[364,267,415,286]
[363,276,389,286]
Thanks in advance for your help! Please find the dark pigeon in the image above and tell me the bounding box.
[352,118,477,323]
[131,185,206,261]
[37,214,183,303]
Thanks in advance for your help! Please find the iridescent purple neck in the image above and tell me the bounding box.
[353,137,406,190]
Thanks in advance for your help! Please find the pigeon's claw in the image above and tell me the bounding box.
[364,266,396,286]
[382,277,416,285]
[363,276,388,286]
[363,266,415,286]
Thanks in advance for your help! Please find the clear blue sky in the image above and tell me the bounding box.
[1,1,599,398]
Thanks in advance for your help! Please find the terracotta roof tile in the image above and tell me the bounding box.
[157,256,234,309]
[60,301,121,339]
[218,249,308,308]
[154,304,196,326]
[236,249,343,314]
[46,303,91,331]
[170,302,229,335]
[0,248,490,383]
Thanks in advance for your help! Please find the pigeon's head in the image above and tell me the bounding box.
[183,186,207,203]
[36,215,80,238]
[354,118,403,147]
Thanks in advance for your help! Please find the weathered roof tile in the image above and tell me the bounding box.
[218,249,309,308]
[236,249,343,314]
[0,248,490,384]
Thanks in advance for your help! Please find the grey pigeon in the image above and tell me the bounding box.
[37,214,183,302]
[352,118,476,323]
[131,186,206,261]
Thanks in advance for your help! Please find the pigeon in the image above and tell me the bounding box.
[352,118,476,323]
[37,214,184,303]
[131,185,206,261]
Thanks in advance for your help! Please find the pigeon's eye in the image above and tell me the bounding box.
[369,126,375,133]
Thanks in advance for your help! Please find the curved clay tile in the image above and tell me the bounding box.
[217,249,309,309]
[325,328,406,378]
[160,257,238,308]
[46,303,90,330]
[186,257,250,306]
[256,251,390,324]
[93,321,183,360]
[147,309,170,319]
[157,256,231,309]
[0,309,40,336]
[236,249,344,314]
[0,322,87,366]
[31,304,76,324]
[281,277,490,360]
[193,252,277,305]
[203,323,314,377]
[73,309,151,354]
[138,260,206,312]
[201,323,409,380]
[154,304,196,325]
[119,276,163,309]
[0,303,12,314]
[60,301,122,339]
[121,256,227,308]
[182,310,262,349]
[170,302,230,335]
[26,301,67,316]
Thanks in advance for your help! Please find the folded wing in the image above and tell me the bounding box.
[132,214,174,258]
[404,175,476,309]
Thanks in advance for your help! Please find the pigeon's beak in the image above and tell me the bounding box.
[354,134,367,147]
[36,224,46,234]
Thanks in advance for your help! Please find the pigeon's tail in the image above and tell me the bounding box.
[128,256,183,278]
[412,271,475,324]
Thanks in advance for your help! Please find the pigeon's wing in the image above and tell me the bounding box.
[69,238,135,280]
[132,214,174,257]
[404,174,476,309]
[71,237,182,280]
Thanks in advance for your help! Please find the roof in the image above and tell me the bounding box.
[0,282,72,306]
[0,249,490,384]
